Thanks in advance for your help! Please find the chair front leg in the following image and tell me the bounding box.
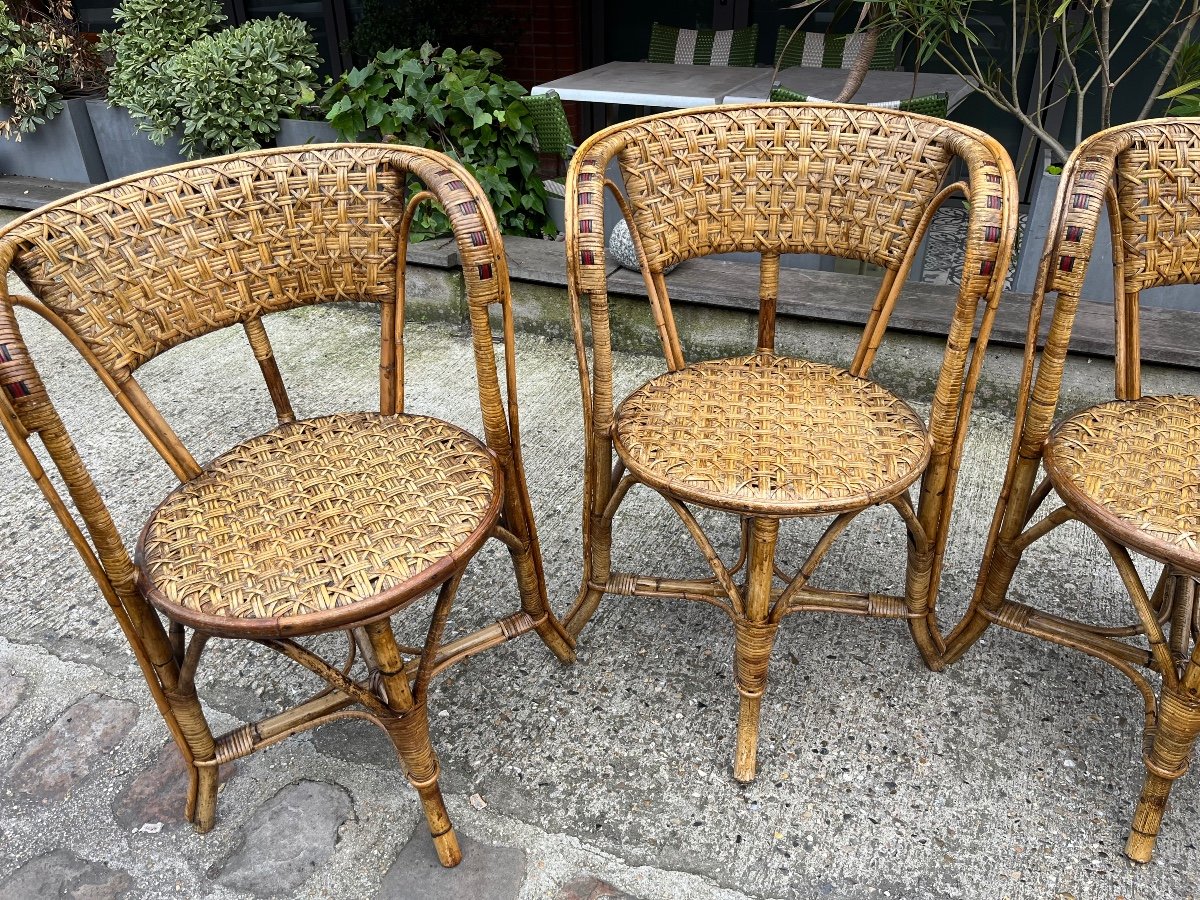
[364,614,461,867]
[1126,577,1200,863]
[733,516,781,782]
[1127,684,1200,862]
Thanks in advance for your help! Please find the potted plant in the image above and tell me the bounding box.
[90,0,223,177]
[0,1,107,183]
[322,44,553,239]
[792,0,1200,304]
[140,15,322,158]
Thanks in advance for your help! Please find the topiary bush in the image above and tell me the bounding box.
[100,0,224,125]
[323,44,552,239]
[143,16,321,157]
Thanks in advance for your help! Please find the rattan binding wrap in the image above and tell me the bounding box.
[564,103,1016,783]
[943,118,1200,863]
[0,143,575,869]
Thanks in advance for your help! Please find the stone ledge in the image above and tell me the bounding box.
[478,235,1200,371]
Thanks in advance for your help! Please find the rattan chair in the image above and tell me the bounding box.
[563,103,1016,780]
[942,118,1200,863]
[0,144,575,867]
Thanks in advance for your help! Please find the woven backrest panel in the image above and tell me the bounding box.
[1047,119,1200,298]
[0,144,503,381]
[600,105,956,271]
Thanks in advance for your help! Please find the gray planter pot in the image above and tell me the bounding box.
[275,117,339,147]
[86,100,186,179]
[0,97,107,183]
[1014,150,1197,310]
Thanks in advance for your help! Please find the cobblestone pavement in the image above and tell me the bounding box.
[3,220,1200,898]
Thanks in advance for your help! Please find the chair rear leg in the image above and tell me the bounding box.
[508,539,576,663]
[733,517,781,782]
[1126,659,1200,862]
[364,619,461,867]
[567,488,615,639]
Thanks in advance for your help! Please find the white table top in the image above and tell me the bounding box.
[532,61,975,112]
[530,61,764,108]
[723,67,976,110]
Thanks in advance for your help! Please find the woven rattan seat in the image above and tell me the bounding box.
[614,355,930,515]
[137,413,502,638]
[1044,396,1200,574]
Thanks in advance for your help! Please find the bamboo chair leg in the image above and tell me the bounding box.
[1126,650,1200,862]
[567,476,615,638]
[164,634,220,832]
[897,502,945,670]
[732,517,781,782]
[364,618,461,867]
[507,538,576,663]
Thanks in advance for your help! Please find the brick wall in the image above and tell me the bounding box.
[493,0,583,135]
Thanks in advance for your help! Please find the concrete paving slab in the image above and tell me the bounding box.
[378,823,526,899]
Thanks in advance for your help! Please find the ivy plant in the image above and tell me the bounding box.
[322,44,552,240]
[143,16,322,157]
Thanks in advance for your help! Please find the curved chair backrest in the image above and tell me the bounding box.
[1013,118,1200,457]
[566,103,1016,601]
[0,143,538,621]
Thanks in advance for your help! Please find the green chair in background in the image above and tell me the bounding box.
[773,26,897,71]
[648,23,759,66]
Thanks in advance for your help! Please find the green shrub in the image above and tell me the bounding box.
[100,0,224,125]
[144,16,321,157]
[322,44,552,239]
[0,3,106,138]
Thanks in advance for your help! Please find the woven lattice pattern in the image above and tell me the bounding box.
[1046,120,1200,297]
[603,105,956,272]
[138,413,499,632]
[613,355,930,513]
[1045,396,1200,562]
[2,145,452,380]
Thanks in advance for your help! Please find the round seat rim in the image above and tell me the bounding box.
[613,357,932,516]
[1044,396,1200,577]
[134,413,505,640]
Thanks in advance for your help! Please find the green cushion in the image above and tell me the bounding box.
[525,91,574,158]
[774,26,897,70]
[648,23,759,66]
